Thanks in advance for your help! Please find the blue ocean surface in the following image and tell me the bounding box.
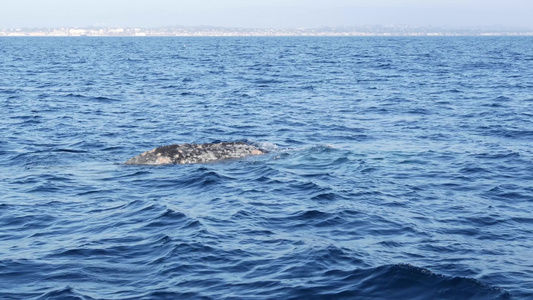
[1,36,532,299]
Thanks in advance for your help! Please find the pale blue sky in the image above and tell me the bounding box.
[1,0,532,29]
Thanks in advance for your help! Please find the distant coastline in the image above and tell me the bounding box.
[1,26,533,37]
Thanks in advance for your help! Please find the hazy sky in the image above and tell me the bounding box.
[1,0,532,29]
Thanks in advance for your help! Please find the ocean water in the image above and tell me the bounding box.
[1,36,532,299]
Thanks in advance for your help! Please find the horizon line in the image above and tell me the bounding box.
[2,25,533,37]
[2,24,533,30]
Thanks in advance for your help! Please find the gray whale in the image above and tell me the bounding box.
[125,142,266,165]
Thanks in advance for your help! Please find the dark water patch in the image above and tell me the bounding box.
[266,263,511,300]
[342,264,510,300]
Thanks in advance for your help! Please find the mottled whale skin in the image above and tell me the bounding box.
[125,142,266,165]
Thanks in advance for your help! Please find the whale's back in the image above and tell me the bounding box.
[125,142,266,165]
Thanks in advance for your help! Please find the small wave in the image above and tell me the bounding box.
[63,93,121,103]
[180,170,229,188]
[293,209,333,221]
[92,96,121,103]
[292,144,340,154]
[465,215,508,226]
[52,148,88,154]
[269,209,355,228]
[471,151,520,160]
[119,200,161,214]
[407,108,431,115]
[268,144,352,171]
[248,141,278,153]
[310,264,510,300]
[484,185,531,202]
[476,125,533,140]
[311,192,341,201]
[458,166,492,175]
[493,95,512,102]
[111,170,152,180]
[1,213,56,231]
[143,208,198,229]
[0,88,20,94]
[50,247,115,258]
[483,103,504,108]
[36,286,92,300]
